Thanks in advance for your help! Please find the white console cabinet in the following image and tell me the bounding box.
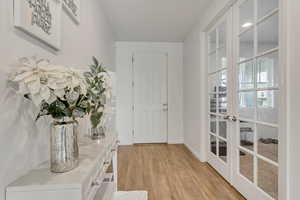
[6,133,147,200]
[6,134,119,200]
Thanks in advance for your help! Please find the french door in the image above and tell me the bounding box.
[133,52,168,144]
[207,0,281,199]
[232,0,280,199]
[207,10,233,182]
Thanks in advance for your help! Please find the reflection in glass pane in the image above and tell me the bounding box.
[218,22,226,48]
[239,91,255,119]
[257,124,278,162]
[219,139,227,162]
[240,121,254,151]
[210,115,217,134]
[239,61,254,89]
[257,90,278,124]
[209,52,217,73]
[239,150,254,182]
[218,93,227,114]
[258,0,278,19]
[258,14,279,54]
[257,51,279,88]
[208,74,218,93]
[210,135,217,155]
[219,118,227,138]
[218,47,227,69]
[240,0,254,32]
[258,159,278,199]
[219,70,227,93]
[239,29,254,61]
[209,30,217,52]
[210,94,217,113]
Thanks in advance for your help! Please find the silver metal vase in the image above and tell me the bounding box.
[50,118,79,173]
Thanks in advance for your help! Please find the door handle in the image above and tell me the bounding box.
[223,115,230,120]
[230,116,237,122]
[223,115,237,122]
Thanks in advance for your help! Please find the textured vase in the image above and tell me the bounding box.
[50,118,79,173]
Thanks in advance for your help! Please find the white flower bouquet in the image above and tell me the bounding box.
[10,57,89,121]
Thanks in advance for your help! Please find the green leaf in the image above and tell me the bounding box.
[84,72,93,78]
[92,56,99,66]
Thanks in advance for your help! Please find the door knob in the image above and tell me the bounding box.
[230,116,237,122]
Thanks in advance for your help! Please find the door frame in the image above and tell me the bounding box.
[202,0,288,199]
[131,51,169,144]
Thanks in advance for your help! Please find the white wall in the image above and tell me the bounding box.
[116,42,184,145]
[0,1,115,200]
[183,25,204,160]
[183,0,232,162]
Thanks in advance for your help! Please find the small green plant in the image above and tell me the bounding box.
[84,57,111,129]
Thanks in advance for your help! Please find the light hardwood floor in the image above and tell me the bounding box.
[118,144,245,200]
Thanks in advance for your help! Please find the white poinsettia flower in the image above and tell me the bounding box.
[10,57,89,107]
[10,57,53,106]
[53,88,65,99]
[46,92,57,104]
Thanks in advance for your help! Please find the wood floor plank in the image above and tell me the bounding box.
[118,144,245,200]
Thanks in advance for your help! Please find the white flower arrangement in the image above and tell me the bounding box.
[10,56,89,121]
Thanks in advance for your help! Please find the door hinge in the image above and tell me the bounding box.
[132,56,134,63]
[132,130,135,136]
[132,81,134,87]
[132,105,134,111]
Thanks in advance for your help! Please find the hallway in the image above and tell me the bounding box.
[118,144,245,200]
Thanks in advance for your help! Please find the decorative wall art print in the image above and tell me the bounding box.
[14,0,62,50]
[62,0,80,24]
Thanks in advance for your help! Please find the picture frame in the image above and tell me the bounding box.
[62,0,80,24]
[14,0,62,50]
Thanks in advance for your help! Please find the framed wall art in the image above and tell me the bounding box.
[14,0,62,50]
[62,0,80,24]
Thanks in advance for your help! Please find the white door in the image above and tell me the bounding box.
[207,10,233,181]
[232,0,280,199]
[133,52,168,144]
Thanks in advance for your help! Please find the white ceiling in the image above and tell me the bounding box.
[99,0,211,42]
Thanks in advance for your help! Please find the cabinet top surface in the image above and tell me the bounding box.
[7,133,117,192]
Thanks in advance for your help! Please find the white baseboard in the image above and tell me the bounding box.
[184,142,204,162]
[168,138,184,144]
[118,138,184,145]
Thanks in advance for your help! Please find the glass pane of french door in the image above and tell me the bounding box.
[234,0,280,199]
